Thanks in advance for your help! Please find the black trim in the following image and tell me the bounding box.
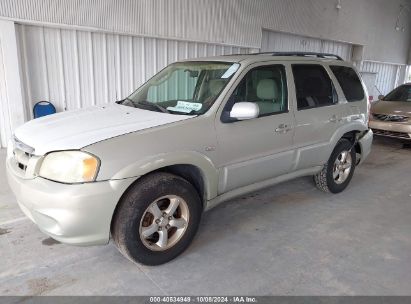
[221,109,290,124]
[248,52,343,61]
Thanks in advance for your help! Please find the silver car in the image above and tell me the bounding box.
[6,52,373,265]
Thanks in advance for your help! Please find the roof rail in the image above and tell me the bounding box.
[250,52,344,61]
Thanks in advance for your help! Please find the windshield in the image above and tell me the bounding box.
[121,61,240,115]
[383,85,411,102]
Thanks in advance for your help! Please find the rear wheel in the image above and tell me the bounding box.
[314,139,356,193]
[111,172,202,265]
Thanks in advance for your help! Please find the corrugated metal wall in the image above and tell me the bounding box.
[0,36,9,147]
[16,24,251,119]
[261,30,353,61]
[16,24,408,123]
[0,20,25,148]
[1,0,411,64]
[360,61,406,96]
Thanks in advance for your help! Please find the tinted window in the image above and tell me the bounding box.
[383,85,411,102]
[226,65,288,117]
[292,64,337,110]
[330,66,364,102]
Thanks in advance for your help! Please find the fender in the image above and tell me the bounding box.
[110,151,219,200]
[292,119,368,171]
[326,119,368,159]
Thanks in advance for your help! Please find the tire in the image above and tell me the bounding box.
[314,139,356,194]
[111,172,202,265]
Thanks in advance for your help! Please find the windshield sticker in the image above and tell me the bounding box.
[221,63,240,79]
[167,101,203,113]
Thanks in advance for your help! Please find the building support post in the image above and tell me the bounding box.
[0,19,25,147]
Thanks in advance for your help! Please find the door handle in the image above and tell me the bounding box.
[275,124,291,133]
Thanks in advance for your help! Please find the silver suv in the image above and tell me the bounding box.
[6,52,373,265]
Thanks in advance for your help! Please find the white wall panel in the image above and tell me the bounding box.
[1,0,410,64]
[397,65,408,86]
[60,29,80,110]
[17,24,251,120]
[0,35,9,147]
[261,30,353,61]
[0,20,25,148]
[361,61,405,96]
[322,40,353,62]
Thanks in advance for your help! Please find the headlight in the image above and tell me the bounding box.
[39,151,100,183]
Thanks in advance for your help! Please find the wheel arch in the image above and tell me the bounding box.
[108,152,218,240]
[328,122,368,160]
[111,151,218,199]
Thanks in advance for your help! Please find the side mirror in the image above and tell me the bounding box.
[378,95,384,100]
[230,102,259,120]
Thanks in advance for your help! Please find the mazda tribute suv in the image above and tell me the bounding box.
[6,52,373,265]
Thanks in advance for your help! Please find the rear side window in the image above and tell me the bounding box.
[330,66,364,102]
[292,64,337,110]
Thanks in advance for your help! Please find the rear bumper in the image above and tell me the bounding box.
[6,158,137,246]
[369,120,411,141]
[358,129,373,165]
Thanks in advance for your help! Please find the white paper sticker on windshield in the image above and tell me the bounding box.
[167,101,203,113]
[221,63,240,79]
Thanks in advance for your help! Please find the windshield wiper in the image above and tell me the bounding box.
[136,100,170,113]
[117,97,134,105]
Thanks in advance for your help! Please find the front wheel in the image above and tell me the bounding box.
[314,139,356,193]
[111,172,202,265]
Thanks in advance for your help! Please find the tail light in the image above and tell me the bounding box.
[367,99,371,127]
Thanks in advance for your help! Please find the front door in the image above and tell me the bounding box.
[215,63,295,194]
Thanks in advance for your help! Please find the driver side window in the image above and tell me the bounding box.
[227,65,288,117]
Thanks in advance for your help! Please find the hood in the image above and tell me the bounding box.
[371,100,411,117]
[14,104,193,155]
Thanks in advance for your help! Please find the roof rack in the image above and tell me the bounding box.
[250,52,344,61]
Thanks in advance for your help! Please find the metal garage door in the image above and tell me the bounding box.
[16,24,251,120]
[261,30,353,61]
[360,61,407,99]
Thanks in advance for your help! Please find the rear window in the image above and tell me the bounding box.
[330,66,364,102]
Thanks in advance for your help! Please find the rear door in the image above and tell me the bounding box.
[291,63,347,170]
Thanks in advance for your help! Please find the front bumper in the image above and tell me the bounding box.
[369,119,411,141]
[6,158,137,245]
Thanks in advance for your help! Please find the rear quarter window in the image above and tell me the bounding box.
[330,66,364,102]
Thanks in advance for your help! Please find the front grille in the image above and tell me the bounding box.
[13,149,31,171]
[372,128,410,140]
[373,113,408,122]
[11,137,34,173]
